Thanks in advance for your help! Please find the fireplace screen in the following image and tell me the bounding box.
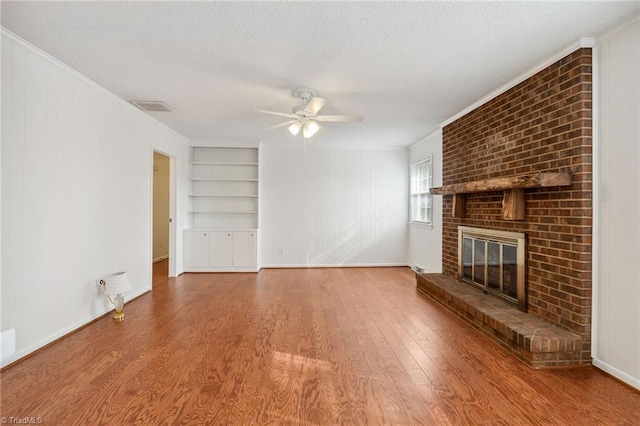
[459,226,526,311]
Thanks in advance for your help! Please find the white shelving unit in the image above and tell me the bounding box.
[188,147,259,229]
[185,147,259,271]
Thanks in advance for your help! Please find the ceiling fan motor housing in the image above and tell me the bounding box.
[293,88,316,104]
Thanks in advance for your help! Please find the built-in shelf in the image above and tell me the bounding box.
[186,147,260,271]
[430,172,572,221]
[188,146,259,230]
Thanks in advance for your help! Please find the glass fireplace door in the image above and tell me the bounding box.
[458,227,526,310]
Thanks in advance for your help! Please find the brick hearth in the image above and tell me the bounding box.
[416,273,586,368]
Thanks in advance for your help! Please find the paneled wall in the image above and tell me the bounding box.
[594,16,640,389]
[408,129,443,273]
[1,30,189,366]
[261,145,408,267]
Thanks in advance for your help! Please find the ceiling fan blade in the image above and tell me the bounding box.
[316,115,363,122]
[303,97,327,115]
[266,120,298,130]
[254,108,297,118]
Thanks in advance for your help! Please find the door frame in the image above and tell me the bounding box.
[152,149,177,279]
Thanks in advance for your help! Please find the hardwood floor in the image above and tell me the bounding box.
[153,257,169,282]
[1,266,638,425]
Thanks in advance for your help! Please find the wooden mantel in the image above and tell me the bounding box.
[430,172,571,221]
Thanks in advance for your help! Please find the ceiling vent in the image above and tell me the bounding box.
[129,100,173,112]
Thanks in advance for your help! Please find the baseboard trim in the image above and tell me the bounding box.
[0,288,151,371]
[592,358,640,391]
[153,255,168,263]
[183,267,260,273]
[261,263,409,268]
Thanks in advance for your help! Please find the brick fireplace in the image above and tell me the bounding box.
[417,48,593,367]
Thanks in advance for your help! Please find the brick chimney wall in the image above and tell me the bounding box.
[441,48,593,359]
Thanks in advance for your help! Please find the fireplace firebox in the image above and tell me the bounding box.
[458,226,526,311]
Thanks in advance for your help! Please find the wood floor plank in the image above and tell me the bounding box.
[366,268,571,424]
[1,263,639,424]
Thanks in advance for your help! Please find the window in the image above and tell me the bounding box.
[410,157,433,225]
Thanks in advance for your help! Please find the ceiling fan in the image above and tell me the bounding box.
[256,88,363,139]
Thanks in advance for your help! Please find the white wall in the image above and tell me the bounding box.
[261,145,408,267]
[0,30,189,366]
[593,15,640,390]
[408,129,443,273]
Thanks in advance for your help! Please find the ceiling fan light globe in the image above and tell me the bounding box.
[306,121,320,135]
[302,121,318,139]
[288,122,302,136]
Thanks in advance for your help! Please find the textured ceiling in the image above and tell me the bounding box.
[2,1,638,148]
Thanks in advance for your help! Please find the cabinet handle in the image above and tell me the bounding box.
[227,233,231,236]
[203,233,207,236]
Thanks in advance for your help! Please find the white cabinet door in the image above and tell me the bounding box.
[233,231,255,267]
[184,231,210,267]
[209,231,233,267]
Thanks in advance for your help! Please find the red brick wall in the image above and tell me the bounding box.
[441,48,592,358]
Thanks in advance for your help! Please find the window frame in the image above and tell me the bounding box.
[409,157,433,227]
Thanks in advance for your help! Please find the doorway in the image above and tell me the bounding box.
[153,151,172,283]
